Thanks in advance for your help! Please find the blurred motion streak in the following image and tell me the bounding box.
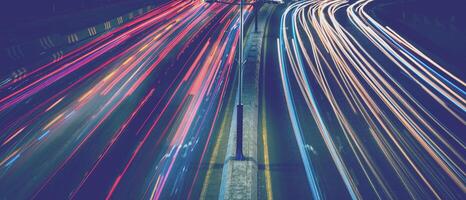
[278,0,464,199]
[0,0,252,199]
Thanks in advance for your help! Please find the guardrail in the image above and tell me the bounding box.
[1,4,156,78]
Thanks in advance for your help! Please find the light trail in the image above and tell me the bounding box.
[278,0,465,199]
[0,0,252,199]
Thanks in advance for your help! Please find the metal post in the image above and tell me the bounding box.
[254,3,258,32]
[235,0,245,161]
[205,0,283,161]
[236,104,244,160]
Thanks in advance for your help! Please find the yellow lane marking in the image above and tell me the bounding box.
[200,82,236,199]
[261,8,274,199]
[262,94,273,200]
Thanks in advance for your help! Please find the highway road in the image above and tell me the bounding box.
[272,0,465,199]
[0,0,464,199]
[0,1,252,199]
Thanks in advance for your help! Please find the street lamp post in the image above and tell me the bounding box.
[236,0,245,160]
[205,0,246,161]
[204,0,283,161]
[254,1,260,32]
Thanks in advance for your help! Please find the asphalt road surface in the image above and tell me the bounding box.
[273,0,464,199]
[0,0,464,199]
[0,1,253,199]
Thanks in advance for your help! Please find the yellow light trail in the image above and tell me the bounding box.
[278,0,465,199]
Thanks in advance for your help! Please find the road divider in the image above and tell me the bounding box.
[219,4,275,200]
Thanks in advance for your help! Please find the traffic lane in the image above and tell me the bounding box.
[277,1,411,198]
[38,5,241,200]
[0,0,196,135]
[43,4,246,198]
[0,2,246,199]
[0,17,182,200]
[281,2,379,198]
[278,0,464,199]
[0,0,187,104]
[258,3,313,199]
[280,22,373,199]
[199,66,238,199]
